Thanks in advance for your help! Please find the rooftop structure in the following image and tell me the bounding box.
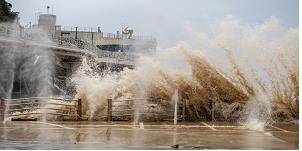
[37,13,157,54]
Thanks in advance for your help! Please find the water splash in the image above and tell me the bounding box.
[72,16,298,125]
[0,22,56,121]
[172,90,178,126]
[242,89,272,131]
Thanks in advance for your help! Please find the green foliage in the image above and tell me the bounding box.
[0,0,18,22]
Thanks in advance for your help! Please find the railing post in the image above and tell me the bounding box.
[0,98,5,121]
[107,99,112,122]
[75,27,78,41]
[182,99,186,122]
[91,32,94,45]
[212,100,215,122]
[77,99,82,121]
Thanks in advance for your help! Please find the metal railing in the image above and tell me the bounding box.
[51,34,98,54]
[0,96,189,122]
[0,97,83,121]
[106,98,187,121]
[0,24,137,65]
[57,26,156,41]
[97,50,136,61]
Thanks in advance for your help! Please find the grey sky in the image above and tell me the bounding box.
[7,0,299,48]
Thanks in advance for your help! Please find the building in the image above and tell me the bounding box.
[37,13,157,54]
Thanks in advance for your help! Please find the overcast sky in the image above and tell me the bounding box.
[7,0,299,48]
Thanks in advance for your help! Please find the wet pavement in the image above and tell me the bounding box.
[0,121,298,149]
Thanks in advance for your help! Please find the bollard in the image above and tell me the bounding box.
[0,98,5,121]
[182,99,186,122]
[77,99,82,121]
[107,99,112,122]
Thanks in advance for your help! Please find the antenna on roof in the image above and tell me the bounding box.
[47,6,50,14]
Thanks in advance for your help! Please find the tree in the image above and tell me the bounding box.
[0,0,18,22]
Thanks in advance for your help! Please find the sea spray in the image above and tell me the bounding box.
[72,16,298,123]
[172,90,178,126]
[185,16,298,124]
[0,22,56,121]
[242,89,272,131]
[72,58,117,120]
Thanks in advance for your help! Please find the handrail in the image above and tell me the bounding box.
[0,97,82,121]
[112,113,173,117]
[46,102,77,107]
[112,98,146,102]
[4,97,77,101]
[9,112,76,117]
[9,107,76,112]
[7,102,76,107]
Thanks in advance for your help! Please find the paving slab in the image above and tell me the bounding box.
[0,121,298,149]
